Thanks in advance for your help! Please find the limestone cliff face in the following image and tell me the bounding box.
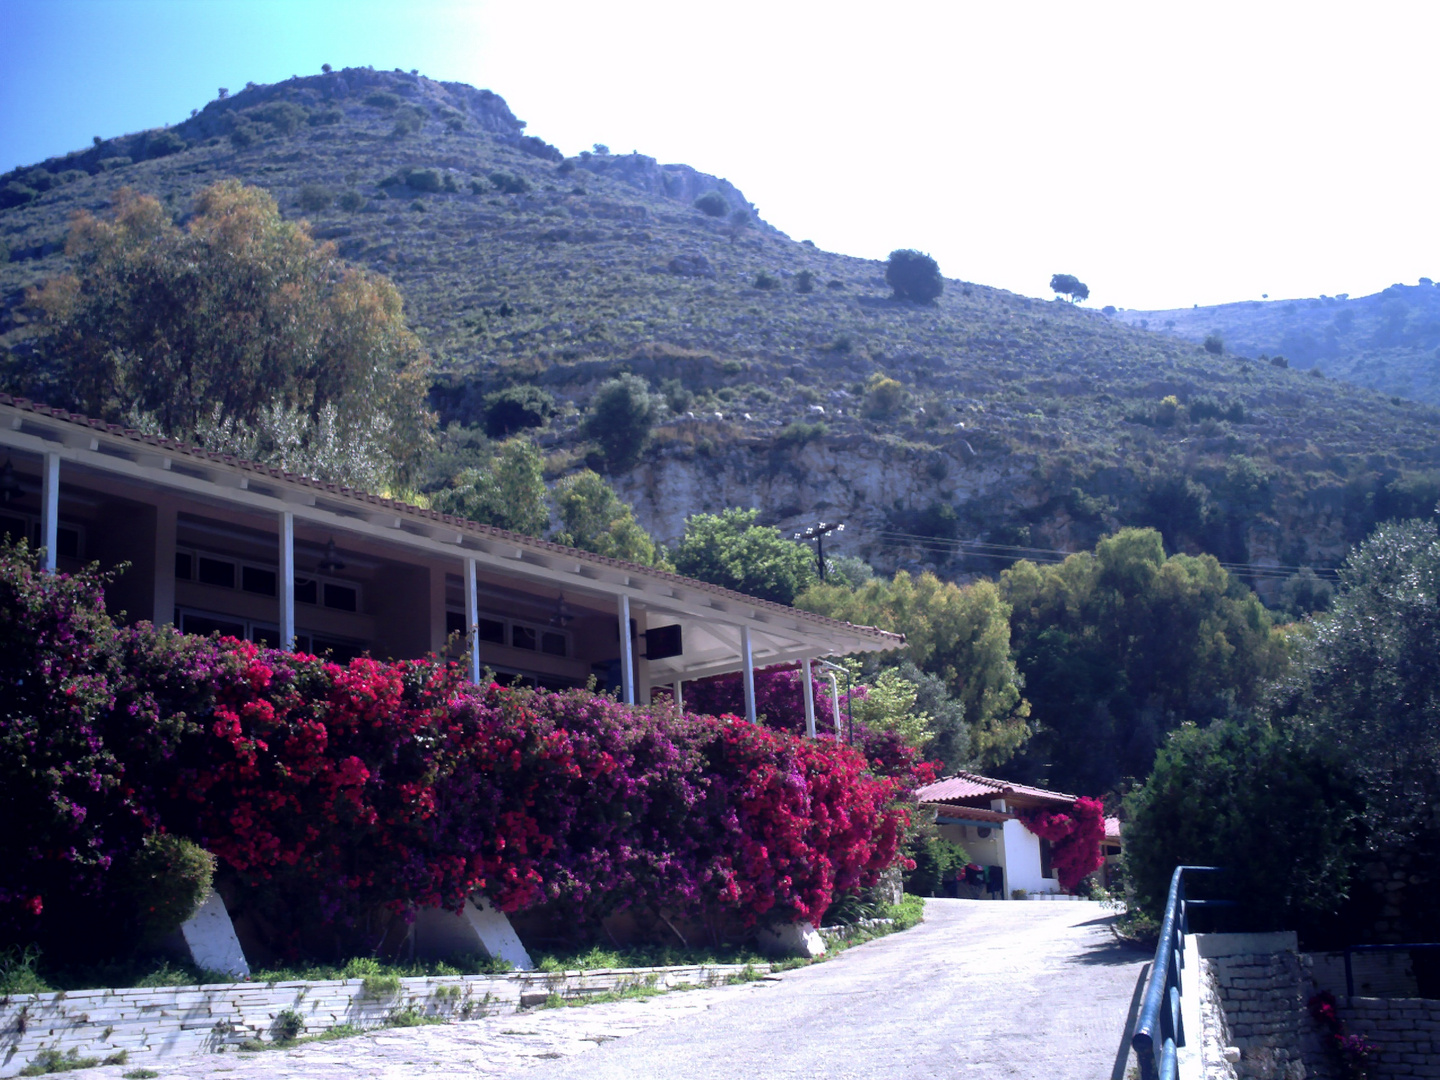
[571,153,776,234]
[613,431,1022,563]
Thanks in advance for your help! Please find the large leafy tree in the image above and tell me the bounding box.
[673,508,816,605]
[798,572,1030,770]
[1122,717,1361,933]
[1270,517,1440,938]
[884,249,943,303]
[28,181,433,483]
[552,470,667,566]
[583,374,660,472]
[432,438,549,537]
[999,528,1286,795]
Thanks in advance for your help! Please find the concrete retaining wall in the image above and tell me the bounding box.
[0,962,766,1077]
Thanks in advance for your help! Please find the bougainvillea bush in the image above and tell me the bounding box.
[1017,796,1106,892]
[0,545,919,959]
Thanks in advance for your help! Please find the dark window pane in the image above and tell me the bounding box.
[477,618,505,644]
[249,625,279,647]
[294,577,318,605]
[175,551,193,580]
[181,612,245,639]
[445,610,466,638]
[323,583,358,612]
[0,515,26,542]
[313,637,364,664]
[511,625,536,651]
[56,527,79,559]
[242,566,277,596]
[541,631,567,657]
[197,557,236,589]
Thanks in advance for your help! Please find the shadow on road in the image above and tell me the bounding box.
[1071,933,1151,966]
[1111,962,1150,1080]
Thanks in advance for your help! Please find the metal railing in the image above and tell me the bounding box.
[1131,866,1231,1080]
[1344,942,1440,1003]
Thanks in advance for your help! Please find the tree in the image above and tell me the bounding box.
[1203,333,1225,355]
[552,470,666,566]
[693,191,728,218]
[1270,518,1440,937]
[1122,718,1361,933]
[1049,273,1089,303]
[583,375,660,472]
[28,181,433,485]
[672,508,816,605]
[884,249,944,303]
[999,529,1286,795]
[432,438,549,537]
[798,572,1031,770]
[482,385,555,438]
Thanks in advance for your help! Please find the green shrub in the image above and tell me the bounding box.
[337,190,366,212]
[902,822,969,896]
[1202,333,1224,355]
[251,101,309,136]
[118,834,215,940]
[0,944,51,994]
[693,191,728,218]
[145,131,186,159]
[273,1008,304,1041]
[361,974,401,999]
[309,106,343,125]
[583,374,660,472]
[1122,718,1362,932]
[1,182,39,209]
[776,420,827,449]
[392,111,422,137]
[861,373,906,419]
[297,184,332,212]
[364,91,402,110]
[795,269,816,294]
[482,384,555,437]
[885,249,943,303]
[753,271,780,290]
[489,171,530,195]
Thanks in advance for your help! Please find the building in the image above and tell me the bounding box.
[916,772,1084,899]
[0,395,903,724]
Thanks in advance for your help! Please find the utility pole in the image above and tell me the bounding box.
[793,521,844,582]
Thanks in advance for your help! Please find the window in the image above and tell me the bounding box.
[445,610,466,638]
[323,583,358,612]
[1040,838,1054,879]
[175,551,193,580]
[511,625,537,651]
[477,618,505,644]
[294,577,318,605]
[541,631,567,657]
[197,556,235,589]
[242,566,277,597]
[444,609,569,659]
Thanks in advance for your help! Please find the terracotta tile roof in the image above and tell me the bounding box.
[926,802,1013,825]
[0,395,903,647]
[916,770,1078,807]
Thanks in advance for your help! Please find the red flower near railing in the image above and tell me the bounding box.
[1308,991,1376,1080]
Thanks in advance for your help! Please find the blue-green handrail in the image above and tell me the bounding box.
[1131,866,1230,1080]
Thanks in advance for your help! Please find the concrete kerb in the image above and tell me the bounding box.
[0,961,771,1078]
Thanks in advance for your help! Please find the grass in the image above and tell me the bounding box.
[531,943,767,973]
[18,1049,127,1075]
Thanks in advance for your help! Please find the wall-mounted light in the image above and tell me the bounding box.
[0,458,21,504]
[317,537,346,572]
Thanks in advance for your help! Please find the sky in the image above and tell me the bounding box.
[2,0,1437,311]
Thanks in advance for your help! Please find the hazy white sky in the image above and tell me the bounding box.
[2,0,1436,310]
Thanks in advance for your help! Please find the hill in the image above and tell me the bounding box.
[1114,283,1440,407]
[3,68,1439,600]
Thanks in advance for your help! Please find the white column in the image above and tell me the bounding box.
[672,680,683,714]
[40,452,59,572]
[278,512,294,651]
[826,671,842,734]
[740,625,757,724]
[801,658,817,739]
[618,594,635,704]
[465,558,481,685]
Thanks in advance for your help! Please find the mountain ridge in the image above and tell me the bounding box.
[2,68,1437,602]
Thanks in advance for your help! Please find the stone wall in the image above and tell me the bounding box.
[1337,997,1440,1080]
[0,963,765,1078]
[1194,934,1334,1080]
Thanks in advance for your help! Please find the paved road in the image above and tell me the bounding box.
[80,900,1148,1080]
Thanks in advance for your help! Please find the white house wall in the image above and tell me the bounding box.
[1001,819,1050,896]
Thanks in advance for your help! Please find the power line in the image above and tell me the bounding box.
[873,530,1343,579]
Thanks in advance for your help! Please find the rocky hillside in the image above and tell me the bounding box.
[1115,282,1440,407]
[3,68,1438,597]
